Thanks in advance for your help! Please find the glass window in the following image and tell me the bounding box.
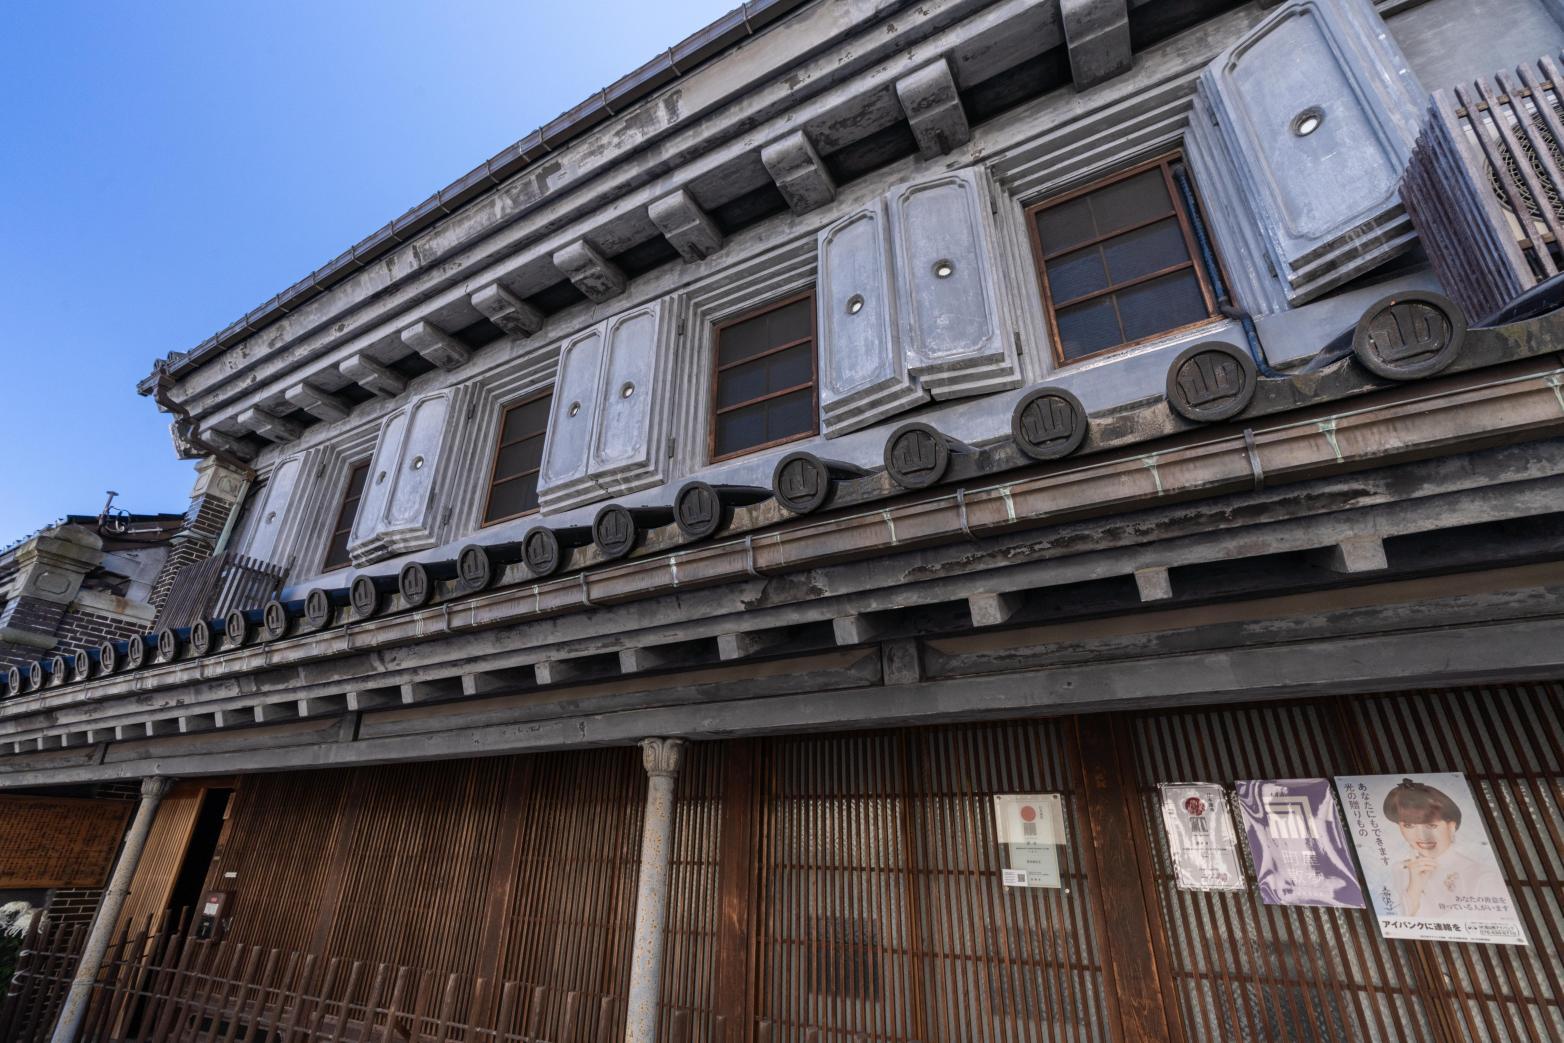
[482,390,552,525]
[321,462,370,572]
[1028,155,1218,364]
[711,292,818,460]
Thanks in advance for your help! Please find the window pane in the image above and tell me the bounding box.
[322,462,370,571]
[1101,217,1190,285]
[716,356,769,410]
[718,296,813,366]
[500,395,550,443]
[493,435,545,482]
[766,343,812,392]
[715,405,768,459]
[765,388,815,443]
[484,472,540,524]
[1045,245,1109,304]
[1055,296,1123,362]
[1117,270,1208,342]
[1034,195,1097,255]
[1088,168,1173,236]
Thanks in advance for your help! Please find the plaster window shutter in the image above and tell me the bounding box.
[347,387,473,564]
[817,201,926,436]
[589,301,675,497]
[1186,0,1425,309]
[347,408,409,560]
[537,325,608,512]
[888,167,1020,399]
[240,453,317,572]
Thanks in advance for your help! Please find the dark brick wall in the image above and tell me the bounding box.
[52,607,149,654]
[42,887,105,930]
[148,492,239,614]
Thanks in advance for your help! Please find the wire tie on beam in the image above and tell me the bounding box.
[579,571,596,608]
[744,535,767,578]
[956,487,977,541]
[1243,428,1266,491]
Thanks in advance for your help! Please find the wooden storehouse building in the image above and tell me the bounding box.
[3,1,1564,1041]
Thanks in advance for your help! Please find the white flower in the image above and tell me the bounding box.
[1,900,39,939]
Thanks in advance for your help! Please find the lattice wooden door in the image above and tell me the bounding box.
[1126,683,1564,1043]
[750,721,1113,1043]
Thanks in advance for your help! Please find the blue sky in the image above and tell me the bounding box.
[0,0,733,546]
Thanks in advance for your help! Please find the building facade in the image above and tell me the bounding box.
[3,1,1564,1041]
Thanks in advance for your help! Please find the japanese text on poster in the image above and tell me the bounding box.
[1235,779,1364,908]
[1335,773,1526,945]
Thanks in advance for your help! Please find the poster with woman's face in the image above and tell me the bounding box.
[1335,772,1527,946]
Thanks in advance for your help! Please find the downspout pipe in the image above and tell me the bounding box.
[49,776,171,1043]
[1172,162,1283,378]
[149,365,256,482]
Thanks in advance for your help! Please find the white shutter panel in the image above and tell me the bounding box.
[888,167,1020,399]
[537,325,607,512]
[590,301,674,497]
[1188,0,1424,308]
[818,201,925,436]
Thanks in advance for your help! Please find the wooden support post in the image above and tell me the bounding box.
[624,738,685,1043]
[1133,566,1174,602]
[1072,715,1178,1043]
[714,742,756,1043]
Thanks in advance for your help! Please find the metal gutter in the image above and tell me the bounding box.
[137,0,815,395]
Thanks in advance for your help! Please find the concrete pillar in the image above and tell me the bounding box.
[624,737,686,1043]
[49,776,171,1043]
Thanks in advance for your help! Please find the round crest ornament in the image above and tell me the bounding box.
[351,575,385,620]
[262,600,292,642]
[398,562,434,608]
[1011,386,1088,461]
[190,619,215,657]
[225,609,254,649]
[883,423,951,490]
[1351,291,1466,381]
[1166,342,1257,423]
[772,452,833,515]
[522,527,563,578]
[674,482,723,541]
[593,504,638,561]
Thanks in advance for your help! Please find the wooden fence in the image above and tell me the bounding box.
[0,912,721,1043]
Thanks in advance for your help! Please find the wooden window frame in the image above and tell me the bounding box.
[1024,152,1222,368]
[707,289,820,464]
[320,460,371,574]
[479,386,553,528]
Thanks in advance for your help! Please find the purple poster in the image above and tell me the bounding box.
[1235,779,1365,909]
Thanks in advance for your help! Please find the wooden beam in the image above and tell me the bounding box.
[470,284,544,338]
[648,189,724,263]
[1314,536,1389,574]
[338,354,406,397]
[968,591,1025,627]
[1134,566,1173,602]
[552,239,626,302]
[400,320,471,371]
[760,131,835,213]
[894,59,970,158]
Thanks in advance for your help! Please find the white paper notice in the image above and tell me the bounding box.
[993,794,1066,846]
[1004,843,1063,889]
[1158,782,1245,891]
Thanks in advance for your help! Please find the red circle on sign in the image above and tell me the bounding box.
[1020,805,1037,822]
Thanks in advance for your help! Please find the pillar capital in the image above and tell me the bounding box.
[139,776,172,800]
[639,737,686,779]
